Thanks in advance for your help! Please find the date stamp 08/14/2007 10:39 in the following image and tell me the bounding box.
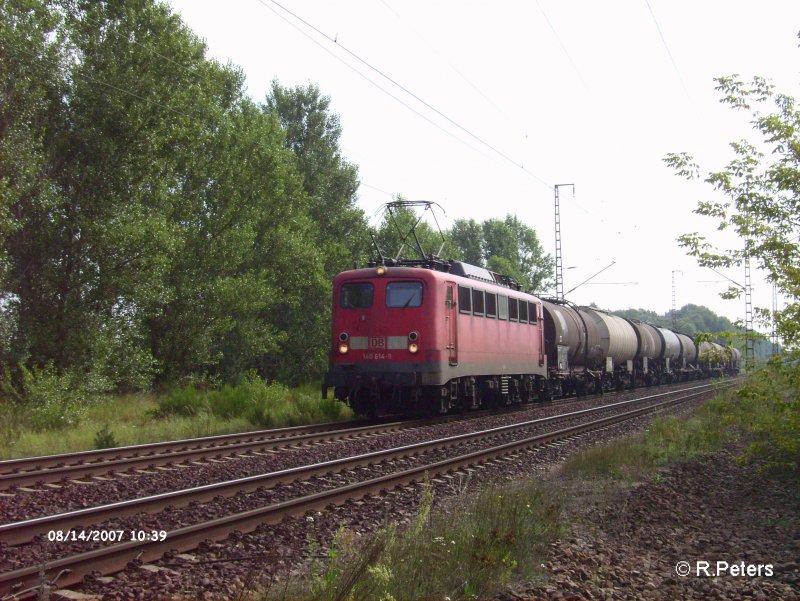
[46,529,168,543]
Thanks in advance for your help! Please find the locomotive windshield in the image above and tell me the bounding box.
[340,282,374,309]
[386,281,423,308]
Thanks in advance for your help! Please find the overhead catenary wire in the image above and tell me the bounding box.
[259,0,552,190]
[378,0,520,131]
[643,0,693,106]
[69,9,209,87]
[359,182,396,199]
[531,1,647,236]
[26,3,698,271]
[252,0,492,162]
[7,43,202,125]
[534,0,593,96]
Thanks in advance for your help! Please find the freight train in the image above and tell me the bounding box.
[322,257,740,417]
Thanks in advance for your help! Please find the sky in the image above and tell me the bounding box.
[167,0,800,330]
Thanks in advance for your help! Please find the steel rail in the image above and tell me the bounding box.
[0,378,731,490]
[0,381,727,546]
[0,383,730,597]
[0,417,449,490]
[0,419,373,472]
[0,402,549,488]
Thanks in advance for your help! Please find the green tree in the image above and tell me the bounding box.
[449,218,484,265]
[666,63,799,471]
[449,215,554,293]
[0,0,332,388]
[146,100,325,383]
[265,82,371,276]
[10,0,258,387]
[0,0,66,366]
[665,72,800,348]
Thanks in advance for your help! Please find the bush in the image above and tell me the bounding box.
[11,364,92,432]
[0,400,26,455]
[93,424,119,449]
[90,314,158,391]
[244,380,294,427]
[151,376,353,428]
[208,383,253,419]
[724,355,800,472]
[294,481,562,601]
[151,385,208,418]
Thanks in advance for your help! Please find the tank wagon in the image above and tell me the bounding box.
[323,258,740,416]
[540,300,723,395]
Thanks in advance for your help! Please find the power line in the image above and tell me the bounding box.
[535,0,593,95]
[11,13,448,211]
[8,44,202,124]
[61,4,495,181]
[379,0,518,130]
[259,0,552,189]
[73,9,207,85]
[252,0,490,161]
[531,2,642,236]
[359,182,395,198]
[643,0,693,105]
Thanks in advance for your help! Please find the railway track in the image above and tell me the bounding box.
[0,380,734,598]
[0,379,715,491]
[0,416,448,490]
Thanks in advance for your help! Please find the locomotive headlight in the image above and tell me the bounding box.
[408,331,419,341]
[408,343,419,354]
[338,343,349,354]
[376,265,386,276]
[338,332,349,342]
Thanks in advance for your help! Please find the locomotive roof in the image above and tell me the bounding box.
[356,258,523,291]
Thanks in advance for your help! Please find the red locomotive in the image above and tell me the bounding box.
[323,259,548,416]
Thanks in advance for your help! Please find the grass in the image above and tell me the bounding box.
[0,392,248,459]
[0,379,353,460]
[270,480,564,601]
[561,397,729,483]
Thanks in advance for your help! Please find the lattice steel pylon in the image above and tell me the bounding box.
[671,270,682,330]
[744,254,755,369]
[554,184,574,301]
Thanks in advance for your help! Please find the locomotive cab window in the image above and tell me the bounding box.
[386,281,423,308]
[472,289,485,316]
[508,297,519,321]
[458,285,472,314]
[485,293,497,318]
[340,282,374,309]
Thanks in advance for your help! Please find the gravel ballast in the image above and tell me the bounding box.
[512,448,799,601]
